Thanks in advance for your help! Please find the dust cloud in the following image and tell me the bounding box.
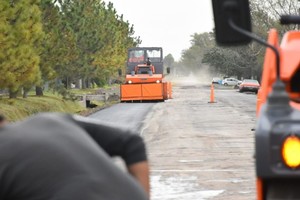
[170,64,215,86]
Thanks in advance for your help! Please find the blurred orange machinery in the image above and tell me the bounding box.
[257,29,300,114]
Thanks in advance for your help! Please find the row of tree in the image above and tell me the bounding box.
[0,0,140,98]
[173,0,299,80]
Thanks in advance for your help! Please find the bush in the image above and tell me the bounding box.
[52,84,78,101]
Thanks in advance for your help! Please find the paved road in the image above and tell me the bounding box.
[142,77,257,200]
[88,103,155,133]
[90,76,258,199]
[214,86,257,119]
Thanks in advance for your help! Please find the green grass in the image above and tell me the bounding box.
[103,84,119,89]
[0,94,85,122]
[69,84,119,95]
[0,86,120,122]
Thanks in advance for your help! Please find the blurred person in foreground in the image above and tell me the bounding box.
[0,113,149,200]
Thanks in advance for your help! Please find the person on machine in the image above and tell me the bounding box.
[146,57,151,66]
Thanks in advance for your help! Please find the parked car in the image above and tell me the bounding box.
[222,78,241,86]
[212,77,222,84]
[239,79,260,94]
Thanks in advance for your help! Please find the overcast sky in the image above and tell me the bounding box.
[104,0,214,61]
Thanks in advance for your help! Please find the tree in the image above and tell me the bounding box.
[56,0,141,88]
[38,0,62,95]
[0,0,141,99]
[0,0,44,98]
[164,54,175,69]
[203,45,260,79]
[182,0,286,80]
[92,3,141,86]
[181,32,215,72]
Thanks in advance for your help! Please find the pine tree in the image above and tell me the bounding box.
[46,0,141,88]
[0,0,44,98]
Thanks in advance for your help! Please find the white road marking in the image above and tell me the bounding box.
[151,169,252,172]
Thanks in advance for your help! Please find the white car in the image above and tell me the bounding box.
[212,77,222,84]
[222,78,242,86]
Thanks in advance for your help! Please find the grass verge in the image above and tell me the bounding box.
[0,94,85,122]
[0,86,120,122]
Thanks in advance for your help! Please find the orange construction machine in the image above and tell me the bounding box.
[120,47,172,102]
[212,0,300,199]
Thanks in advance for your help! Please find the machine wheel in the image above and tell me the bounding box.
[266,181,300,200]
[224,83,228,86]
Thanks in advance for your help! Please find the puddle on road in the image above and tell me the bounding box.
[238,191,252,194]
[151,175,224,200]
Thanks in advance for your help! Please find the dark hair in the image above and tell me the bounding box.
[0,115,6,122]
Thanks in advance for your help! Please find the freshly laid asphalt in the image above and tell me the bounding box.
[88,103,155,133]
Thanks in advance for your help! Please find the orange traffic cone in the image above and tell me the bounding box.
[209,84,216,103]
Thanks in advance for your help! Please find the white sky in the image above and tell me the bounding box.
[104,0,214,61]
